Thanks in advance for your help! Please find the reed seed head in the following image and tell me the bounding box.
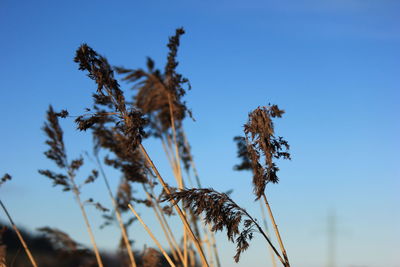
[163,188,257,262]
[74,44,147,150]
[115,28,192,137]
[240,104,291,199]
[42,105,67,169]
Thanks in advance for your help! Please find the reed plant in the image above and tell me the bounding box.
[115,28,221,267]
[70,29,293,267]
[233,105,292,267]
[161,105,293,266]
[93,150,138,267]
[39,106,105,267]
[1,28,297,267]
[243,105,291,267]
[73,43,209,267]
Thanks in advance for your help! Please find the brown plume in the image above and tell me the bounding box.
[163,188,271,262]
[242,104,291,199]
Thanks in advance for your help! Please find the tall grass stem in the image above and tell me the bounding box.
[0,200,38,267]
[127,204,176,267]
[262,193,290,267]
[259,199,277,267]
[139,144,209,267]
[71,183,104,267]
[95,155,137,267]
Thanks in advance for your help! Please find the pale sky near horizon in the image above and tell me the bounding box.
[0,1,399,266]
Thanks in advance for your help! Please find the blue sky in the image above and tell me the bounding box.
[0,1,399,266]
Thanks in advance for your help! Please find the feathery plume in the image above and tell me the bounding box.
[243,105,290,199]
[163,188,282,263]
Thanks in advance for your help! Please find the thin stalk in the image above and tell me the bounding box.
[208,225,220,267]
[167,93,194,267]
[71,182,103,267]
[239,206,286,267]
[161,137,181,188]
[162,134,187,267]
[183,226,188,267]
[262,193,290,267]
[147,185,185,263]
[0,200,38,267]
[182,131,202,188]
[259,199,277,267]
[188,247,195,267]
[161,137,178,177]
[128,204,176,267]
[144,190,183,263]
[182,131,221,267]
[202,233,214,267]
[139,144,209,267]
[167,93,184,189]
[95,155,137,267]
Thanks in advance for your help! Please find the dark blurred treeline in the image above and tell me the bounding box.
[0,222,170,267]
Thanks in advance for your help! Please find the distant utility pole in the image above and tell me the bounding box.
[327,209,336,267]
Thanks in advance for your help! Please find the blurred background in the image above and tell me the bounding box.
[0,1,399,266]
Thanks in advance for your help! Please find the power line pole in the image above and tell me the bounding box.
[327,209,336,267]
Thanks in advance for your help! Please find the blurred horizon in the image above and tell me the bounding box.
[0,1,399,266]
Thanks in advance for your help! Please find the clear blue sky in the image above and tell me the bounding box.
[0,1,399,266]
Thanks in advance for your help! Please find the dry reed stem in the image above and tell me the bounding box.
[262,194,290,267]
[167,94,184,189]
[161,130,187,267]
[188,248,195,267]
[161,138,178,177]
[259,199,277,267]
[95,156,137,267]
[207,225,220,267]
[71,184,104,267]
[127,204,176,267]
[183,226,188,267]
[144,190,183,263]
[237,202,286,266]
[182,132,202,189]
[202,234,214,267]
[148,186,185,263]
[161,137,181,189]
[0,200,38,267]
[167,93,192,267]
[139,144,209,267]
[182,132,221,267]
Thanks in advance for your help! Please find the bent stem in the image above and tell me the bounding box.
[139,144,209,267]
[128,204,176,267]
[0,200,38,267]
[95,155,137,267]
[239,205,286,267]
[262,193,290,267]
